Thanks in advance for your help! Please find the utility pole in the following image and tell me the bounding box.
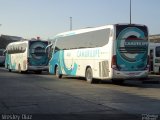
[70,17,72,31]
[130,0,132,24]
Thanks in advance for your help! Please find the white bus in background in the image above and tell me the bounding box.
[0,49,5,66]
[47,24,149,83]
[149,42,160,74]
[5,40,49,73]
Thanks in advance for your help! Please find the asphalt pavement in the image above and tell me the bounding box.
[0,67,159,120]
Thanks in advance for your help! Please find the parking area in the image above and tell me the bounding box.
[0,67,159,120]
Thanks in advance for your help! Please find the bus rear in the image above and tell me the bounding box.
[112,24,149,80]
[28,40,49,73]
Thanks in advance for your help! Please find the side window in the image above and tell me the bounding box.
[56,28,110,50]
[7,43,27,54]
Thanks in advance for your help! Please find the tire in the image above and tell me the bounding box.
[112,79,124,84]
[55,66,62,78]
[18,64,22,73]
[35,70,42,74]
[85,67,95,83]
[7,64,11,72]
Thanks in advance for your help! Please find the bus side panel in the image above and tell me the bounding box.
[49,47,114,80]
[17,52,28,71]
[5,54,16,70]
[7,53,27,71]
[60,50,78,76]
[52,48,113,79]
[63,49,101,77]
[49,51,60,74]
[49,50,78,75]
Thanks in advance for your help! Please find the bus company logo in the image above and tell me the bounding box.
[124,37,147,47]
[117,27,148,62]
[30,43,46,60]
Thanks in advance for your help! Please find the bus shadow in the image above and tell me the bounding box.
[100,79,160,88]
[61,76,160,88]
[9,70,50,76]
[62,76,86,81]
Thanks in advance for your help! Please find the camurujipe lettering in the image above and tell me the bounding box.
[124,41,148,46]
[77,49,100,58]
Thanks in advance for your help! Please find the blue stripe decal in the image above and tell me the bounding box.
[49,50,78,75]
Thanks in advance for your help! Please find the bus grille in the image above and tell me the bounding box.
[99,61,109,77]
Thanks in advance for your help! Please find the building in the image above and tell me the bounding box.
[0,35,22,49]
[149,34,160,43]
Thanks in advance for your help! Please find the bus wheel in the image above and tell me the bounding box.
[112,79,124,84]
[55,66,62,78]
[7,64,11,72]
[35,70,42,74]
[85,67,94,83]
[18,64,22,73]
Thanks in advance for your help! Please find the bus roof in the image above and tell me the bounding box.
[54,25,112,39]
[6,39,47,48]
[52,23,147,40]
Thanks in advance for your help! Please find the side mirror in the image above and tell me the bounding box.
[45,44,53,53]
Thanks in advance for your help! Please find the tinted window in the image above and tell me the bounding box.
[156,46,160,57]
[116,25,148,38]
[7,43,27,54]
[56,29,110,50]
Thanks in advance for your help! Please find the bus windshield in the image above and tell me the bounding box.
[116,25,148,71]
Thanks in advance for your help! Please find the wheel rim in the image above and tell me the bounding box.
[56,67,59,77]
[86,68,92,82]
[87,72,92,81]
[18,65,21,73]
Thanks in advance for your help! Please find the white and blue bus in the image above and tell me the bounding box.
[149,42,160,74]
[47,24,149,83]
[5,40,49,73]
